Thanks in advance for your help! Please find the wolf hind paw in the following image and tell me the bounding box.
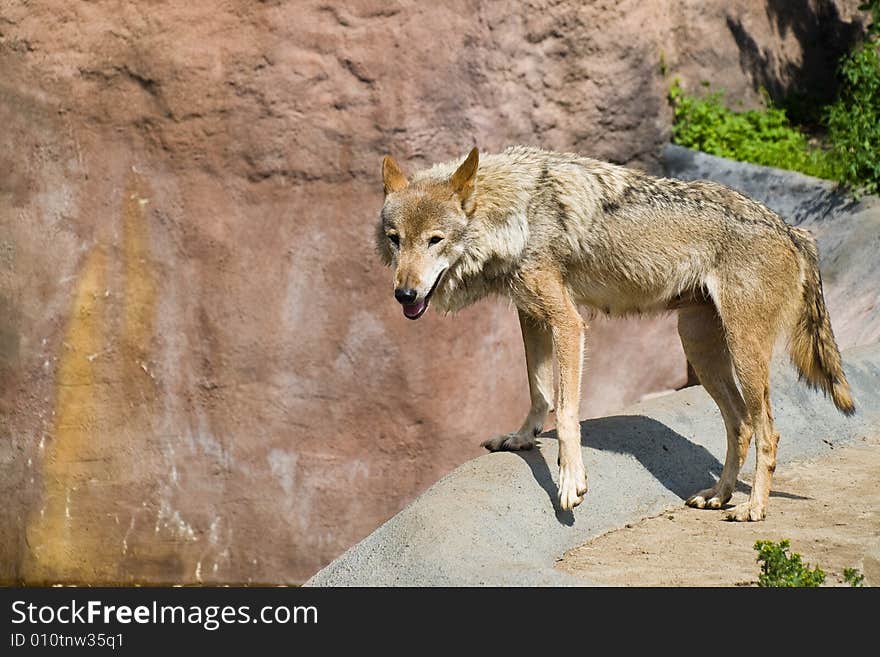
[481,432,536,452]
[725,500,766,522]
[686,485,732,510]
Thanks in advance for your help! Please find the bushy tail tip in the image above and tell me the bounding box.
[788,227,855,417]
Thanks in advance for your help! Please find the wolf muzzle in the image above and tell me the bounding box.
[394,269,446,320]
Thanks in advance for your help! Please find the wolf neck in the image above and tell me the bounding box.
[465,164,532,268]
[425,151,534,313]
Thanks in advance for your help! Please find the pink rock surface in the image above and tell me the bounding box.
[0,0,863,583]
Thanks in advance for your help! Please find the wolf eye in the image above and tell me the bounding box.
[388,234,400,247]
[428,236,444,246]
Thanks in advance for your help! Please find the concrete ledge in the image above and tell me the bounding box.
[662,143,869,224]
[306,343,880,586]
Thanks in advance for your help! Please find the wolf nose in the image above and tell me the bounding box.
[394,288,418,305]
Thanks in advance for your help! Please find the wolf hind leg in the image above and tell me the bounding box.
[483,309,554,452]
[713,284,786,521]
[678,304,752,509]
[725,348,777,522]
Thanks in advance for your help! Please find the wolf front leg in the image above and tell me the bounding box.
[551,306,588,510]
[482,309,554,452]
[513,270,588,511]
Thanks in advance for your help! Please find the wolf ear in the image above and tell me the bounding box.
[382,155,409,195]
[450,147,479,206]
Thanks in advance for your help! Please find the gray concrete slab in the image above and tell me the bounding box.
[306,343,880,586]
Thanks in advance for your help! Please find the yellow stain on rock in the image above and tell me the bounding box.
[122,184,156,369]
[24,175,158,583]
[23,246,107,581]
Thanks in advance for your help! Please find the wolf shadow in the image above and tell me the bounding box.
[515,414,808,526]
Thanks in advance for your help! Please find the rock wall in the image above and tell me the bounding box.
[0,1,864,583]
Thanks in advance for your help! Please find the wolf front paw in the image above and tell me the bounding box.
[725,500,766,522]
[558,462,588,511]
[481,432,536,452]
[686,485,732,510]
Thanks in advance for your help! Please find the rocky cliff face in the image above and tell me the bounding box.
[0,1,863,583]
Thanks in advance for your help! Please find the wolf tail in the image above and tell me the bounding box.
[788,227,855,415]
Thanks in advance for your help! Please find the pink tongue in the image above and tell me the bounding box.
[403,299,426,318]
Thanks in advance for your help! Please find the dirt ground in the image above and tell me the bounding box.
[558,435,880,586]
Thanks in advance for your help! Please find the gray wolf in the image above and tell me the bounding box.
[376,145,854,520]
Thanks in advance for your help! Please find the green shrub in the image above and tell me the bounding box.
[843,567,866,587]
[754,540,826,587]
[669,80,839,181]
[825,38,880,196]
[670,1,880,196]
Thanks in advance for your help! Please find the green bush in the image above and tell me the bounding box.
[669,80,839,181]
[754,540,826,587]
[825,39,880,196]
[669,1,880,195]
[843,567,866,587]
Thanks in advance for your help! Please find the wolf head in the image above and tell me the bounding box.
[376,148,479,320]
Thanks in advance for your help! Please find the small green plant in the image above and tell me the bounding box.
[825,25,880,195]
[844,567,866,587]
[754,540,826,587]
[669,80,839,181]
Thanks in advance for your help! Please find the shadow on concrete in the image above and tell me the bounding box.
[513,448,576,526]
[791,189,859,224]
[517,414,810,526]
